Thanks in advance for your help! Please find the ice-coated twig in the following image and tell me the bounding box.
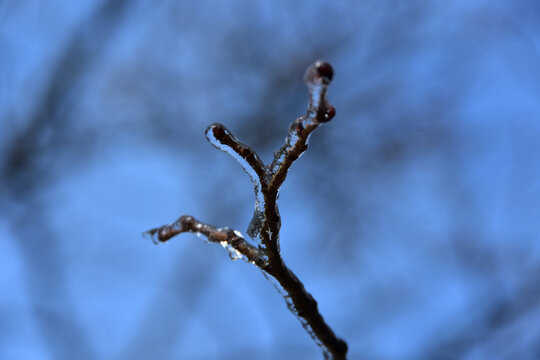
[144,60,347,360]
[144,215,267,267]
[205,123,268,189]
[205,123,268,239]
[267,61,336,190]
[257,60,346,360]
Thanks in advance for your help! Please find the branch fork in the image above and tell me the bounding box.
[144,61,347,360]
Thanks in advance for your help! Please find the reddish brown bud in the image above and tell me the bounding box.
[315,61,334,82]
[304,60,334,85]
[211,124,226,139]
[321,105,336,122]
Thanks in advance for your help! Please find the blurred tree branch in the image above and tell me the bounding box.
[1,0,133,196]
[1,1,134,359]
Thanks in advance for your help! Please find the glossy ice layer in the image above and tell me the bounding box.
[220,240,246,261]
[261,270,332,359]
[205,124,266,239]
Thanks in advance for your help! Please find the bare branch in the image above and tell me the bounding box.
[145,60,347,360]
[144,215,267,267]
[205,123,268,189]
[205,123,268,239]
[267,60,336,191]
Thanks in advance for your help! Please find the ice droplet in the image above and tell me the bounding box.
[247,209,264,238]
[220,241,246,262]
[142,231,160,245]
[228,249,243,261]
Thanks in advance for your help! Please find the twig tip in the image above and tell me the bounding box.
[305,60,334,85]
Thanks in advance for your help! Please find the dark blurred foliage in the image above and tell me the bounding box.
[2,1,540,359]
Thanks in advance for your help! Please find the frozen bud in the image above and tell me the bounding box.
[320,105,336,122]
[207,123,226,140]
[304,60,334,85]
[315,61,334,82]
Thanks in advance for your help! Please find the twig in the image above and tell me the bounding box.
[144,60,347,360]
[145,215,267,267]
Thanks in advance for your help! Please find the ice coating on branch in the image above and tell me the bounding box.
[267,119,305,176]
[220,241,246,261]
[304,60,333,126]
[267,61,335,178]
[142,230,160,245]
[205,123,267,239]
[213,229,250,262]
[261,270,333,359]
[247,209,264,238]
[142,219,186,244]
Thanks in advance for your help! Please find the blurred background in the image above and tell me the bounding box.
[1,1,540,359]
